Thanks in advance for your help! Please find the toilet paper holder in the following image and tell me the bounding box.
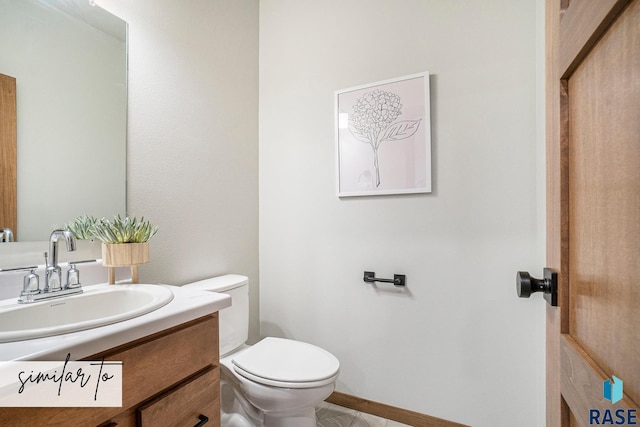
[363,271,406,287]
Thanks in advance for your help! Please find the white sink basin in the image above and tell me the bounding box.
[0,284,174,343]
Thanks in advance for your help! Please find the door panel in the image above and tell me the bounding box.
[559,0,630,76]
[546,0,640,425]
[568,2,640,404]
[0,73,17,238]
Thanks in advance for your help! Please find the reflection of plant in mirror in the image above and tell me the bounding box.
[90,215,159,244]
[63,215,98,240]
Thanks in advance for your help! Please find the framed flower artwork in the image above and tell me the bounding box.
[335,72,431,197]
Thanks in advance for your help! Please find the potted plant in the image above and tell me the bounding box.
[90,215,159,284]
[63,215,102,258]
[63,215,98,240]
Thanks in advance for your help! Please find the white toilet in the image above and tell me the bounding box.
[185,275,340,427]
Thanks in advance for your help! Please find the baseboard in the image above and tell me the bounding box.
[326,392,469,427]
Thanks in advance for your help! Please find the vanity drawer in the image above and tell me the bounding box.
[95,313,219,410]
[138,367,219,427]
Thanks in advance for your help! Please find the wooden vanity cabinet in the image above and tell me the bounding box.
[137,367,218,426]
[0,314,220,427]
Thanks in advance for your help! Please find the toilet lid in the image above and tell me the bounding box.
[231,337,340,388]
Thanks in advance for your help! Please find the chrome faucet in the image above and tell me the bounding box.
[6,229,84,303]
[45,229,76,292]
[0,228,14,242]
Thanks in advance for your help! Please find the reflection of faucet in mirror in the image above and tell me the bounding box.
[45,230,76,292]
[0,228,14,242]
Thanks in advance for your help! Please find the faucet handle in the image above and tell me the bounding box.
[23,269,40,292]
[66,263,81,289]
[17,269,41,303]
[20,269,40,298]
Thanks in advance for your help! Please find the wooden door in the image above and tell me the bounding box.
[546,0,640,425]
[0,73,17,239]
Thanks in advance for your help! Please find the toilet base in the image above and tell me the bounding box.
[221,407,317,427]
[221,412,255,427]
[221,377,319,427]
[263,407,316,427]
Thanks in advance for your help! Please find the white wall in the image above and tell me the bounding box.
[259,1,543,426]
[99,0,260,341]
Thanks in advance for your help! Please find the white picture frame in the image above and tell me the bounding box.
[335,72,431,197]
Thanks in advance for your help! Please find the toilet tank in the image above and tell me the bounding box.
[183,275,249,356]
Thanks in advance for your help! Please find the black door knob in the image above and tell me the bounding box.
[516,268,558,306]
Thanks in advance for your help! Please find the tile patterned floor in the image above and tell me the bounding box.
[315,402,411,427]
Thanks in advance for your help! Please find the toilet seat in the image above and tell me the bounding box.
[231,337,340,389]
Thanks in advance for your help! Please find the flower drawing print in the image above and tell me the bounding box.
[336,72,431,197]
[348,89,421,187]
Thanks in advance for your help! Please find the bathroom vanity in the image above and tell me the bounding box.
[0,284,230,427]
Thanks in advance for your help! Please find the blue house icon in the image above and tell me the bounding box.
[603,376,623,404]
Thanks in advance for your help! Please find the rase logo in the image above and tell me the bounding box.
[589,375,637,425]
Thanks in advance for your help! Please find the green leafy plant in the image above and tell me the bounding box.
[63,215,98,240]
[90,215,159,244]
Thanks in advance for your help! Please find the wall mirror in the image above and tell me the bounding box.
[0,0,127,243]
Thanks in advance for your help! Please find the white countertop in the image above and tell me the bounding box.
[0,284,230,361]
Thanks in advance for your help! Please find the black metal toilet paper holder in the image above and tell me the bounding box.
[363,271,406,287]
